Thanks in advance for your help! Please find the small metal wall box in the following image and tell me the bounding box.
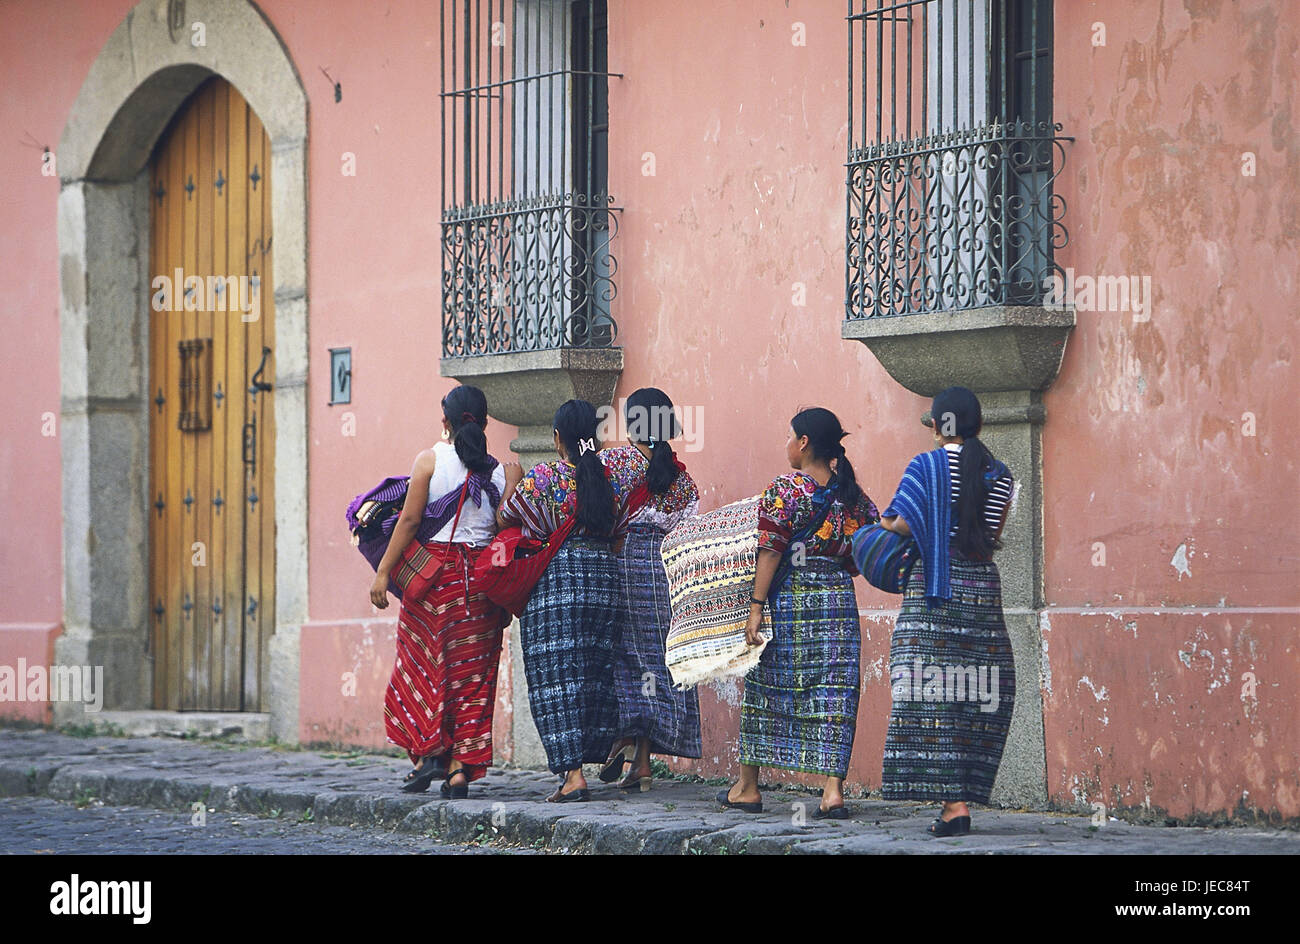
[329,347,352,404]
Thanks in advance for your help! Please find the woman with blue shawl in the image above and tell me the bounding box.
[878,387,1017,836]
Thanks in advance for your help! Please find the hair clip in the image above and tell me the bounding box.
[579,438,596,455]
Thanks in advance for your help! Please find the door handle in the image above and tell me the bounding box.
[250,346,273,398]
[242,414,257,474]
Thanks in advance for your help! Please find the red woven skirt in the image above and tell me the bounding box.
[383,544,506,781]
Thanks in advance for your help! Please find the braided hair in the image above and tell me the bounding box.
[553,399,616,535]
[791,407,862,508]
[624,387,682,495]
[441,385,494,475]
[931,386,1004,558]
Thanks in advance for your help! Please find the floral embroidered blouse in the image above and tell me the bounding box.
[757,471,879,564]
[501,454,643,541]
[600,445,700,533]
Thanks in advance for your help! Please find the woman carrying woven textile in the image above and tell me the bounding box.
[719,408,878,819]
[878,386,1017,837]
[369,385,512,799]
[598,388,702,792]
[497,399,642,802]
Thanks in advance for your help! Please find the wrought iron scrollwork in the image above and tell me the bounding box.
[441,192,621,357]
[847,120,1071,319]
[845,0,1070,320]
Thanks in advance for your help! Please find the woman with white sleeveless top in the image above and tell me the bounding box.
[369,385,515,798]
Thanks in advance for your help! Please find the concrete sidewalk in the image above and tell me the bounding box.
[0,730,1295,854]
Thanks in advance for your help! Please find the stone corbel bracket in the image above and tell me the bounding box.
[841,305,1076,397]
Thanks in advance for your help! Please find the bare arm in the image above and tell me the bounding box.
[881,514,912,537]
[992,501,1011,541]
[369,450,436,608]
[495,461,525,529]
[744,548,783,646]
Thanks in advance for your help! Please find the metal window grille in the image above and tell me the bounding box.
[846,0,1071,319]
[441,0,620,357]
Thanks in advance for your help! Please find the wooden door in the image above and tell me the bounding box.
[148,77,276,711]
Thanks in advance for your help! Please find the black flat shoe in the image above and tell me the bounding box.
[812,805,849,820]
[715,788,763,814]
[598,743,634,783]
[928,815,971,837]
[547,786,590,803]
[440,769,469,799]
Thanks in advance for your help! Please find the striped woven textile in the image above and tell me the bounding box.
[881,556,1016,804]
[661,496,772,688]
[383,543,506,780]
[882,449,953,601]
[612,523,702,757]
[519,538,623,774]
[738,557,861,778]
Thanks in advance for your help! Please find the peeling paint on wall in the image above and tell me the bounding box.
[707,676,741,708]
[1078,676,1110,702]
[1039,611,1053,698]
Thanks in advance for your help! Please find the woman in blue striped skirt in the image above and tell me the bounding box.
[719,408,878,819]
[598,388,702,792]
[878,386,1017,837]
[497,399,641,803]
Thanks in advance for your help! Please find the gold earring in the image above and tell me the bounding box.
[441,428,450,441]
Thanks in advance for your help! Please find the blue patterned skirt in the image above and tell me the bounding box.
[739,557,861,779]
[882,556,1016,804]
[519,537,622,774]
[612,524,702,758]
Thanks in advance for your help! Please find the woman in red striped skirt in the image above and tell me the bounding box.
[368,385,518,798]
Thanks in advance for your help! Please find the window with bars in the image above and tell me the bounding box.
[845,0,1071,319]
[440,0,619,357]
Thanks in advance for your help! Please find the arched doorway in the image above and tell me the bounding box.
[57,1,307,738]
[148,77,276,711]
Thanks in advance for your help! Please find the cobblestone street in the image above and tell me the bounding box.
[0,795,522,855]
[1,731,1295,855]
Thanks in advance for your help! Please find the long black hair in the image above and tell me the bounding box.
[441,384,494,475]
[791,407,863,508]
[930,386,1003,558]
[554,399,617,536]
[624,387,681,495]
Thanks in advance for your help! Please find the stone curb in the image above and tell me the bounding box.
[2,732,1297,855]
[0,752,905,854]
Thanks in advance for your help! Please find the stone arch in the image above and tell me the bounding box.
[56,0,307,740]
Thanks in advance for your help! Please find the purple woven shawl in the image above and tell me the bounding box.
[346,461,501,582]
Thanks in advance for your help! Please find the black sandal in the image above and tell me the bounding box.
[928,815,971,836]
[715,788,763,814]
[401,757,445,794]
[812,805,849,820]
[598,743,635,783]
[440,768,470,799]
[547,784,590,803]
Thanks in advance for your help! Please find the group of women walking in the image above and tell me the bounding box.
[365,382,1016,835]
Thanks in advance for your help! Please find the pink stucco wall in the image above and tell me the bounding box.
[1043,0,1299,820]
[1,0,1295,819]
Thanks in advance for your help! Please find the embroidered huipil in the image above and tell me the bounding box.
[757,471,879,565]
[600,445,700,532]
[503,454,643,541]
